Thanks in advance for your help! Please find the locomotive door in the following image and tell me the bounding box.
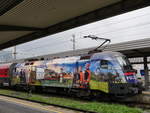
[99,60,109,82]
[93,60,117,93]
[100,60,118,83]
[29,66,36,84]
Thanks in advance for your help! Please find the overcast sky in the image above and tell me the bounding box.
[3,6,150,59]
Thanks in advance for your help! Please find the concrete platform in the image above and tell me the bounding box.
[0,95,82,113]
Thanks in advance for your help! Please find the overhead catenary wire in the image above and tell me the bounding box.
[12,21,150,57]
[6,20,150,58]
[77,12,150,34]
[79,21,150,38]
[22,11,149,46]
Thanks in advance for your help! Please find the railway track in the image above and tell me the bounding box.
[126,102,150,110]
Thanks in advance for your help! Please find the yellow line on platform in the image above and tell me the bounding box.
[142,91,150,95]
[0,96,62,113]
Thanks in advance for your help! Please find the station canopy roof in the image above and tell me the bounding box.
[0,0,149,49]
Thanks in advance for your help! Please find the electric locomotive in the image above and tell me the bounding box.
[0,36,142,97]
[0,51,142,97]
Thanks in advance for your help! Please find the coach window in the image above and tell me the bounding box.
[100,60,108,69]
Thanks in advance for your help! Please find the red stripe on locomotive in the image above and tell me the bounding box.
[0,65,10,78]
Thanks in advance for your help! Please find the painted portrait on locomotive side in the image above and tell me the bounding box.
[12,63,27,85]
[73,59,91,88]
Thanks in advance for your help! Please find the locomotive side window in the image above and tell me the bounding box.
[100,60,108,69]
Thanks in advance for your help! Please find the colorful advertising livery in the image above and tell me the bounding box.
[0,51,142,95]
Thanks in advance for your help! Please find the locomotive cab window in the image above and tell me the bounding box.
[100,60,108,69]
[116,56,132,70]
[100,60,113,70]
